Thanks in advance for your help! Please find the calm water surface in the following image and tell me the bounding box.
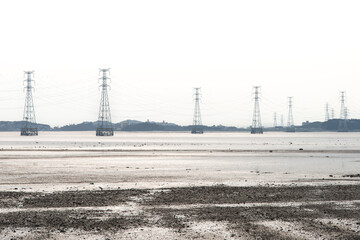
[0,131,360,151]
[0,132,359,178]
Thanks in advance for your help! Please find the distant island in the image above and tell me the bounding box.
[1,119,360,132]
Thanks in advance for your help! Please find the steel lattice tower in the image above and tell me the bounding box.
[273,112,277,127]
[339,92,346,119]
[325,103,330,121]
[191,88,203,134]
[338,91,348,132]
[21,71,38,136]
[251,86,263,134]
[286,97,295,132]
[96,68,114,136]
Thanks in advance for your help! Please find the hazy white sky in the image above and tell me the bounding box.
[1,0,359,127]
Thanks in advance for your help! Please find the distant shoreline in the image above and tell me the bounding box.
[1,118,360,132]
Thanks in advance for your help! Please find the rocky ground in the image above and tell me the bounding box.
[0,184,359,239]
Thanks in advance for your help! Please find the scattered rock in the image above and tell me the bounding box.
[343,174,360,178]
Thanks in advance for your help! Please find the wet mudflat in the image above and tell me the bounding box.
[145,185,360,205]
[0,132,359,239]
[0,185,359,239]
[0,189,148,208]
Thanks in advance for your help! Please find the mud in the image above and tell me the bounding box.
[0,185,359,239]
[23,189,148,208]
[150,202,360,239]
[145,185,360,205]
[0,210,146,231]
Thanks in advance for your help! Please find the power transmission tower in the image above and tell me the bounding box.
[251,86,263,134]
[339,92,346,119]
[338,91,348,132]
[273,112,277,127]
[21,71,38,136]
[96,68,114,136]
[325,103,330,121]
[345,107,349,119]
[286,97,295,132]
[191,88,203,134]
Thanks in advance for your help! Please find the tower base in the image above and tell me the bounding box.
[21,128,38,136]
[251,127,263,134]
[96,128,114,136]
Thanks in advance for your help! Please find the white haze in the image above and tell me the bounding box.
[0,0,359,127]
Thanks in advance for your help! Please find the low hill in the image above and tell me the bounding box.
[0,121,51,131]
